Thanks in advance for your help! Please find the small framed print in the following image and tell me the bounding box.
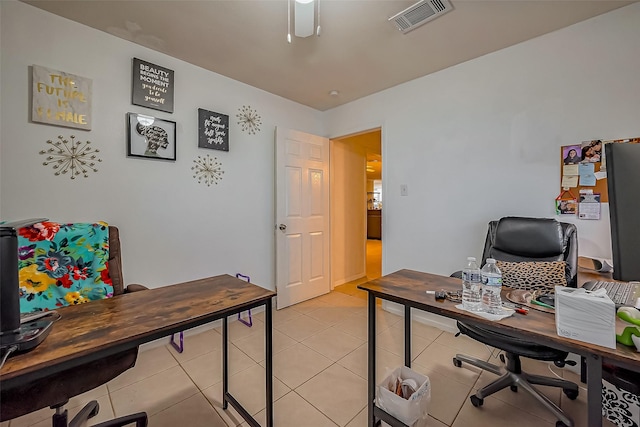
[132,58,174,113]
[198,108,229,152]
[127,112,176,161]
[32,65,93,130]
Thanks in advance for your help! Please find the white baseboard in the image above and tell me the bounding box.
[381,300,458,334]
[139,305,266,352]
[333,272,366,288]
[381,301,584,376]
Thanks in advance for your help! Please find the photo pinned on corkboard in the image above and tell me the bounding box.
[556,199,577,216]
[562,145,581,165]
[580,140,602,163]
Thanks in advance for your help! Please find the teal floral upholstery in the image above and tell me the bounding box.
[17,221,113,313]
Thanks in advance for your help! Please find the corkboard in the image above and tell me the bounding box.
[559,138,640,203]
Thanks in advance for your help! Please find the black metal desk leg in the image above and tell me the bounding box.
[368,292,377,427]
[586,353,603,427]
[404,305,411,368]
[222,316,228,410]
[265,298,273,427]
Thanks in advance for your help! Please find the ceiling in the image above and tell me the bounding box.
[23,0,634,111]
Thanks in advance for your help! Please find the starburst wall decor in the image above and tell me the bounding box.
[192,154,224,186]
[236,105,262,135]
[39,135,102,179]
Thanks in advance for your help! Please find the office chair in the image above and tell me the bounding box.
[451,217,579,427]
[0,225,148,427]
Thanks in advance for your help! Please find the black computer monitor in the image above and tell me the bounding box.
[605,143,640,282]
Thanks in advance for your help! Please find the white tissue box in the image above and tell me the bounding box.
[555,286,616,349]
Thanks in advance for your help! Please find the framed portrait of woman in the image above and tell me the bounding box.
[127,112,176,161]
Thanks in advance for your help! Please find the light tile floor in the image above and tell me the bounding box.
[4,240,615,427]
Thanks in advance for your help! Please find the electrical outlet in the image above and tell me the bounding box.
[400,184,408,196]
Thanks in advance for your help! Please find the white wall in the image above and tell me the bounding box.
[0,1,323,289]
[330,139,367,287]
[3,1,639,296]
[325,3,640,278]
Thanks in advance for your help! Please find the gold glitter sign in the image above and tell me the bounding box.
[32,65,92,130]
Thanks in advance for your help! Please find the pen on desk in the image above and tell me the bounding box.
[503,301,528,315]
[531,299,554,309]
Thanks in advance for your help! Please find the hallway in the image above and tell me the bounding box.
[333,239,382,296]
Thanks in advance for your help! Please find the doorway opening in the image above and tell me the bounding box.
[330,128,382,294]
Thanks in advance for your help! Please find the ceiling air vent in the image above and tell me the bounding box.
[388,0,453,34]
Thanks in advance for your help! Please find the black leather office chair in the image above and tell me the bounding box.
[0,226,148,427]
[452,217,579,427]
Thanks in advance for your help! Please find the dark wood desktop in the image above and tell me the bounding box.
[358,269,640,427]
[0,274,276,427]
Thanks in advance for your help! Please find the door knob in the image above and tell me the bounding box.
[278,224,287,231]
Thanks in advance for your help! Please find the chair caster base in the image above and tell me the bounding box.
[470,395,484,407]
[89,402,100,418]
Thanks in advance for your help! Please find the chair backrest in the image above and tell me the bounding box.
[1,225,136,423]
[481,217,578,287]
[17,223,125,313]
[108,226,125,296]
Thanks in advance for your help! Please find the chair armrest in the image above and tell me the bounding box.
[450,270,463,279]
[125,284,149,293]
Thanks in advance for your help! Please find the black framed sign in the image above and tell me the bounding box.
[198,108,229,152]
[132,58,174,113]
[127,112,176,161]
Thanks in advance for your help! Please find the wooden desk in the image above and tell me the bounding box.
[358,269,640,427]
[0,275,276,427]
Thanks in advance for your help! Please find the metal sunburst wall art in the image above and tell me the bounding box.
[192,154,224,186]
[39,135,102,179]
[236,105,262,135]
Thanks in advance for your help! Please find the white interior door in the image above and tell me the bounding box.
[275,127,330,309]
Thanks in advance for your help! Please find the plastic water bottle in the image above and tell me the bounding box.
[461,257,482,311]
[481,258,503,314]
